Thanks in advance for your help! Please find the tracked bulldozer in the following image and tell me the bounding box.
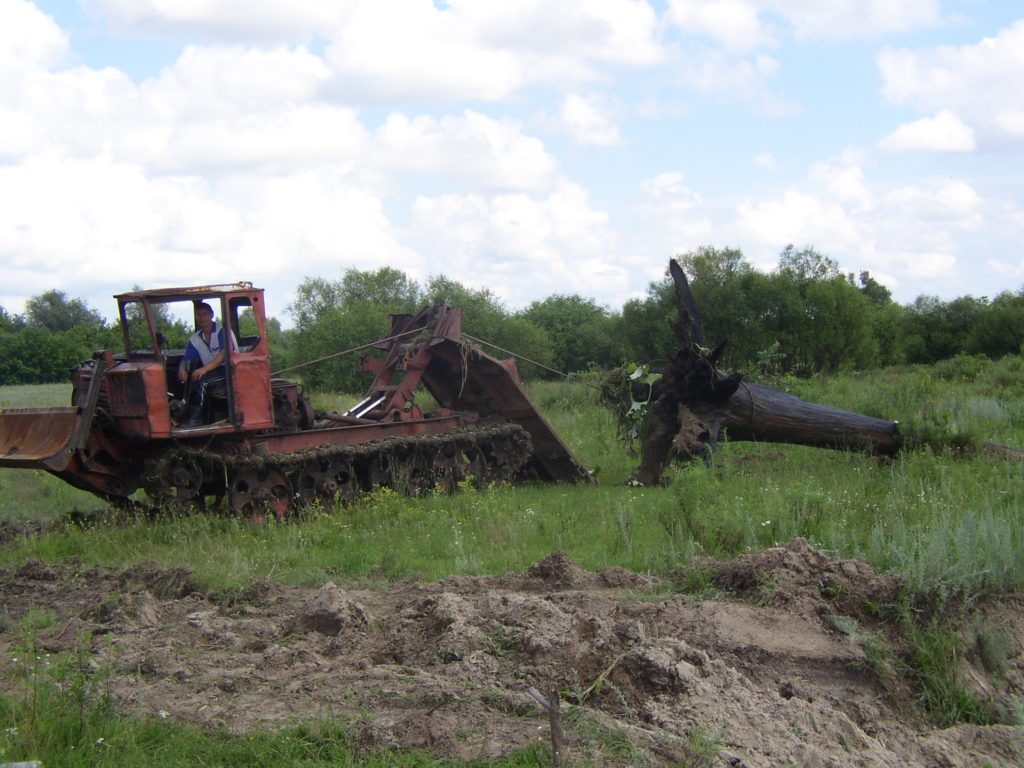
[0,283,592,516]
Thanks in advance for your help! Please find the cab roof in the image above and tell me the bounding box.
[114,283,259,303]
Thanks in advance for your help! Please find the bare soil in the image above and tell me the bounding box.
[1,538,1022,766]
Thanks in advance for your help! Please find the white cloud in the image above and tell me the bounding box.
[84,0,352,41]
[662,1,939,105]
[461,0,663,67]
[324,1,524,102]
[674,46,780,97]
[557,93,623,146]
[374,111,558,191]
[0,10,608,316]
[409,181,620,305]
[883,180,982,229]
[625,173,712,279]
[87,0,666,75]
[766,0,941,40]
[638,172,712,245]
[82,0,665,105]
[730,155,986,291]
[156,105,369,175]
[880,249,956,278]
[878,21,1024,142]
[0,0,68,75]
[0,151,421,318]
[324,0,663,102]
[985,256,1024,286]
[2,45,362,173]
[1,0,1013,320]
[729,188,963,289]
[144,45,332,116]
[809,148,872,208]
[666,0,940,50]
[666,0,775,54]
[878,111,977,152]
[734,190,859,252]
[0,153,166,282]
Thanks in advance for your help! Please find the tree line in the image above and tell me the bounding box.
[3,246,1023,388]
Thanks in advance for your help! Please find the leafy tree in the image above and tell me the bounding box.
[858,271,892,307]
[338,267,420,308]
[287,268,424,392]
[620,272,678,366]
[0,306,26,332]
[520,294,622,374]
[966,290,1024,358]
[24,290,106,334]
[765,248,879,373]
[676,246,778,369]
[620,247,887,377]
[0,328,87,384]
[903,295,986,363]
[870,302,908,367]
[287,277,346,331]
[288,268,420,333]
[853,272,906,366]
[797,277,878,371]
[119,295,191,351]
[618,252,770,370]
[777,244,840,282]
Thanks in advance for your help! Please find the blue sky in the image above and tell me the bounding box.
[3,0,1023,324]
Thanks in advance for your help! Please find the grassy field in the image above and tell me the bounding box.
[2,357,1024,764]
[0,384,103,521]
[2,358,1024,602]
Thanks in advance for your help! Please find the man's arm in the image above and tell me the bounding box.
[178,343,198,383]
[190,349,225,381]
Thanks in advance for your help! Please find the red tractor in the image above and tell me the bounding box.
[0,283,591,516]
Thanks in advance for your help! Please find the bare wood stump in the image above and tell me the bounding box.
[634,260,902,485]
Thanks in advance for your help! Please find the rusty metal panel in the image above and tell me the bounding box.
[424,340,594,484]
[233,355,275,428]
[143,364,172,437]
[0,407,81,471]
[107,368,149,417]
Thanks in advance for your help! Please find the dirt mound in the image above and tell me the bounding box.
[119,560,198,599]
[699,537,904,618]
[527,550,590,586]
[0,520,50,545]
[0,542,1020,767]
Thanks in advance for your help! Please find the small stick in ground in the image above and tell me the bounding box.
[527,686,566,765]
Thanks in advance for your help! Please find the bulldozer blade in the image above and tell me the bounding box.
[0,407,83,472]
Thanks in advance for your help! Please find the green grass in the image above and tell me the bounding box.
[0,383,73,410]
[0,384,102,522]
[4,363,1024,738]
[0,633,547,768]
[4,369,1024,599]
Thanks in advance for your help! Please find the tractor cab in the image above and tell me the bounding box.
[94,283,278,438]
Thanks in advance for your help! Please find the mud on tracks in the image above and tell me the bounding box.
[0,539,1022,767]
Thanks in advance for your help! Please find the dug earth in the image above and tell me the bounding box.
[1,539,1021,767]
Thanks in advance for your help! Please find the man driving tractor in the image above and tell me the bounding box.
[177,301,237,426]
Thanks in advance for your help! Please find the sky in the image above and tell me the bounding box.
[2,0,1024,326]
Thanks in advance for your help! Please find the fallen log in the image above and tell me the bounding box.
[630,259,1017,485]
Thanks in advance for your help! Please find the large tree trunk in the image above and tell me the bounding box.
[635,260,902,485]
[633,260,1024,484]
